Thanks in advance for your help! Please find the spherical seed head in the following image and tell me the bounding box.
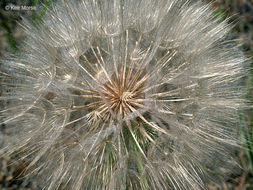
[0,0,249,189]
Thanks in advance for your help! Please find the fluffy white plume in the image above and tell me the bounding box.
[0,0,249,189]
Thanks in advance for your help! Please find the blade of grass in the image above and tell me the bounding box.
[31,0,55,24]
[240,111,253,172]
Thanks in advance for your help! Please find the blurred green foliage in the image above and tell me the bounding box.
[0,0,55,54]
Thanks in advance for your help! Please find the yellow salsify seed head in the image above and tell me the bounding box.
[0,0,249,189]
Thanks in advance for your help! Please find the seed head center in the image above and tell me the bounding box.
[100,77,141,119]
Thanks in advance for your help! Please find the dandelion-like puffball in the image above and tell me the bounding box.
[0,0,248,189]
